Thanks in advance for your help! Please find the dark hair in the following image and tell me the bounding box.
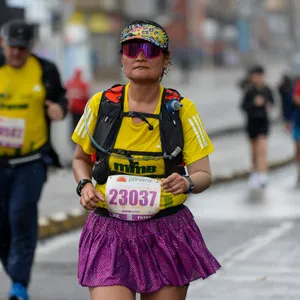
[248,64,265,75]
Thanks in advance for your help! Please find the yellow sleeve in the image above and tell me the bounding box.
[71,92,103,155]
[180,98,214,165]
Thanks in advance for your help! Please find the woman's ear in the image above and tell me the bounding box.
[163,53,170,68]
[120,56,125,73]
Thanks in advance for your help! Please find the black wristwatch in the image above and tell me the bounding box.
[182,175,194,194]
[76,179,93,196]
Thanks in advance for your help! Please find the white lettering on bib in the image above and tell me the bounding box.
[0,116,25,148]
[105,175,161,221]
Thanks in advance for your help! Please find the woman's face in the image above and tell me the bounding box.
[121,42,169,83]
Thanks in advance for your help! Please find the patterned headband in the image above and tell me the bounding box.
[120,23,169,50]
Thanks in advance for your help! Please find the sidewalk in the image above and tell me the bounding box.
[38,122,295,239]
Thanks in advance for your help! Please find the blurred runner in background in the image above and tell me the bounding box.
[278,73,294,125]
[65,68,89,132]
[240,65,275,189]
[0,19,67,300]
[290,77,300,184]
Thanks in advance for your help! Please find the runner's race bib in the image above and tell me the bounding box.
[0,116,25,148]
[105,175,161,221]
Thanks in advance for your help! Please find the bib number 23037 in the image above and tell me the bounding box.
[105,175,161,221]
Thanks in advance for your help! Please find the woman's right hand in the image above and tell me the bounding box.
[80,183,105,210]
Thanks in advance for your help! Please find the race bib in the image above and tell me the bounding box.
[105,175,161,221]
[0,116,25,148]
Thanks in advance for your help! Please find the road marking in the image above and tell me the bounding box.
[217,274,300,285]
[189,221,294,290]
[216,221,293,264]
[36,230,81,256]
[233,221,294,261]
[227,264,300,275]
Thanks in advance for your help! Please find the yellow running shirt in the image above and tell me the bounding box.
[72,83,214,209]
[0,55,47,157]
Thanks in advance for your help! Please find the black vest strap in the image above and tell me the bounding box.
[122,111,160,119]
[159,88,184,165]
[92,85,125,153]
[122,111,159,131]
[112,148,164,156]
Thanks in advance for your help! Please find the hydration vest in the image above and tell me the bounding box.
[92,84,185,184]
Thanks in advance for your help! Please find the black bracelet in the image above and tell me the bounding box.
[76,179,93,196]
[182,175,194,194]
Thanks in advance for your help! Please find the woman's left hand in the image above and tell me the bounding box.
[161,173,189,195]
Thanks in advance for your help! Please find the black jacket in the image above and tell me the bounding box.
[277,75,295,121]
[241,84,274,120]
[0,54,68,167]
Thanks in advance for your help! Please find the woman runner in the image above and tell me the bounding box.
[72,20,221,300]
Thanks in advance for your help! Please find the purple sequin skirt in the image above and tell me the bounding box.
[78,206,221,293]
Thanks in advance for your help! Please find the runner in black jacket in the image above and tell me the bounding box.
[241,65,275,189]
[0,19,67,300]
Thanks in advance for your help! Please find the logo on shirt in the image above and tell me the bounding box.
[32,84,42,92]
[0,103,28,110]
[188,115,209,149]
[114,162,157,174]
